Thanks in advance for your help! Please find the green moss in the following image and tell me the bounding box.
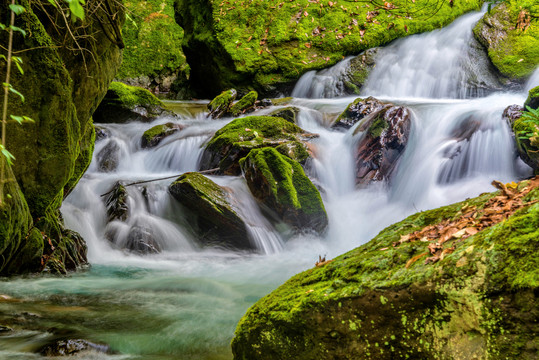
[240,147,327,233]
[118,0,188,83]
[269,106,300,124]
[368,117,388,138]
[524,86,539,110]
[177,0,483,95]
[230,91,258,116]
[474,1,539,80]
[232,182,539,359]
[275,141,309,163]
[208,88,237,117]
[107,82,164,108]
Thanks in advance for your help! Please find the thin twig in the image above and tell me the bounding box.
[99,168,220,197]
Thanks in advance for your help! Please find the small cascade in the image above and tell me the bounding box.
[213,177,284,254]
[363,9,498,99]
[291,57,353,98]
[526,67,539,92]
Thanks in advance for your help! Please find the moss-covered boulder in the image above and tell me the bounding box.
[333,96,386,130]
[208,89,238,118]
[240,147,327,234]
[1,0,124,274]
[343,100,412,185]
[93,82,171,123]
[175,0,483,96]
[230,91,258,117]
[269,106,300,124]
[524,85,539,110]
[169,172,252,250]
[117,0,190,97]
[141,122,184,148]
[474,2,539,81]
[200,115,315,175]
[342,48,379,94]
[232,178,539,359]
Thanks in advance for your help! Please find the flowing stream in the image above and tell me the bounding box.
[1,8,537,359]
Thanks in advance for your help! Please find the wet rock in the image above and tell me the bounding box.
[169,172,252,250]
[200,115,316,175]
[105,181,129,222]
[126,225,161,254]
[141,122,184,148]
[93,82,173,123]
[208,89,237,119]
[269,107,300,124]
[40,339,110,356]
[353,104,412,185]
[96,140,121,173]
[333,97,386,130]
[94,125,110,141]
[503,104,524,125]
[270,97,292,106]
[342,48,379,94]
[450,115,481,141]
[0,325,13,333]
[241,147,328,234]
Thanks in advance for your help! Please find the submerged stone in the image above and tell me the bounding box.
[240,147,327,234]
[96,140,121,173]
[268,106,300,124]
[40,339,110,357]
[169,172,252,250]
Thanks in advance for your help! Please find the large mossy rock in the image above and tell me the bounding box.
[175,0,482,97]
[93,82,170,123]
[208,89,237,118]
[232,178,539,359]
[200,115,314,175]
[474,2,539,81]
[141,122,184,148]
[117,0,190,97]
[169,172,252,250]
[240,147,327,234]
[1,0,124,274]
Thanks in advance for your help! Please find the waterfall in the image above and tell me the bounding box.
[3,8,532,360]
[526,67,539,92]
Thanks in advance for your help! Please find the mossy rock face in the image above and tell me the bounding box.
[175,0,483,97]
[232,181,539,360]
[141,122,184,148]
[344,100,412,185]
[200,115,316,175]
[208,89,238,119]
[93,82,171,123]
[117,0,190,97]
[474,2,539,81]
[240,147,327,234]
[169,172,252,250]
[524,85,539,110]
[511,94,539,172]
[0,0,124,274]
[269,106,300,124]
[333,96,386,130]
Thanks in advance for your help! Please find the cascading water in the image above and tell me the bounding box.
[0,7,536,360]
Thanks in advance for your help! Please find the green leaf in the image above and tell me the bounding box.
[10,115,24,124]
[66,0,85,21]
[0,24,6,31]
[9,25,26,37]
[9,4,26,15]
[7,86,25,103]
[14,62,23,75]
[0,146,16,166]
